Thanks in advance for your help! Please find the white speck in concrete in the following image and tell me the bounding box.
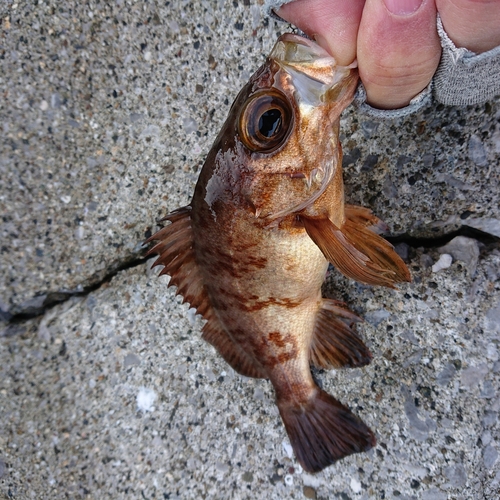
[350,476,362,493]
[182,117,198,134]
[483,445,498,469]
[468,134,488,166]
[282,440,293,459]
[484,302,500,333]
[302,473,323,488]
[432,253,452,273]
[461,363,488,390]
[187,308,197,325]
[137,387,157,412]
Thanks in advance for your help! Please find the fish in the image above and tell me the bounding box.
[147,33,411,473]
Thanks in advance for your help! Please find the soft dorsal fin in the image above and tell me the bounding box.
[300,212,411,288]
[202,315,267,379]
[310,299,371,369]
[146,207,266,379]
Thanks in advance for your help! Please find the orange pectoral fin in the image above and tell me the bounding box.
[344,204,388,232]
[342,212,411,285]
[301,214,411,288]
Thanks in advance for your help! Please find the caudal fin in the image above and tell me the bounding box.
[278,389,375,473]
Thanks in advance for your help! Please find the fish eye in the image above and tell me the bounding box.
[238,89,293,153]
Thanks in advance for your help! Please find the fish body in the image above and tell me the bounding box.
[148,34,410,472]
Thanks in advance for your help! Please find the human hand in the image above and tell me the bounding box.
[276,0,500,110]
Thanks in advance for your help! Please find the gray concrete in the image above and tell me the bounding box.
[1,1,499,499]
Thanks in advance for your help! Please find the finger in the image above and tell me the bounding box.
[358,0,442,109]
[436,0,500,53]
[277,0,366,65]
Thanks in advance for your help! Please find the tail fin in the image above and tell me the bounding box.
[278,389,375,473]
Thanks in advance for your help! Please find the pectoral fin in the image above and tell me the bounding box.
[344,204,388,233]
[301,214,410,288]
[342,209,411,284]
[310,299,371,369]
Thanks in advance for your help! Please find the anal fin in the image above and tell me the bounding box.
[278,388,376,473]
[311,299,371,369]
[301,213,411,288]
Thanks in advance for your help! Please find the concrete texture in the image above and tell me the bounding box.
[1,1,499,499]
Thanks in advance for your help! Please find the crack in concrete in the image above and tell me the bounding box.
[2,255,149,326]
[386,225,500,248]
[2,225,498,327]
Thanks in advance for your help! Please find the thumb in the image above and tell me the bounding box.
[357,0,441,109]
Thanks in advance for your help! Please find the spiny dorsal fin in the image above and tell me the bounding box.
[147,206,266,379]
[310,299,371,369]
[278,387,376,473]
[146,206,210,316]
[300,214,410,288]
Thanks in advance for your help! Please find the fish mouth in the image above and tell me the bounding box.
[269,33,358,101]
[270,33,335,64]
[263,35,358,222]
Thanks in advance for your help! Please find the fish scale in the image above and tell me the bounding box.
[147,33,410,473]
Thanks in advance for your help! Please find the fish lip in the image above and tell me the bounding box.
[269,33,358,106]
[270,33,358,72]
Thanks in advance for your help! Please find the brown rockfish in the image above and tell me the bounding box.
[147,34,410,473]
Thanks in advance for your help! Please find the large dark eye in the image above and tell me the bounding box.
[238,89,293,153]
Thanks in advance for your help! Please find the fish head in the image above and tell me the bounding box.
[198,34,358,224]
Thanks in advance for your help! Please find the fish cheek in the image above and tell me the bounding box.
[242,163,311,218]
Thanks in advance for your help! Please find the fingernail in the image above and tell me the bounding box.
[383,0,423,16]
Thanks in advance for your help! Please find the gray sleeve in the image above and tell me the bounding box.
[263,1,500,117]
[434,16,500,106]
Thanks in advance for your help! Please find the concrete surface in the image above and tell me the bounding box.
[1,1,499,499]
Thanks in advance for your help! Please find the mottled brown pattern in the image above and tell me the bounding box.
[268,330,287,348]
[244,329,299,367]
[235,296,302,312]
